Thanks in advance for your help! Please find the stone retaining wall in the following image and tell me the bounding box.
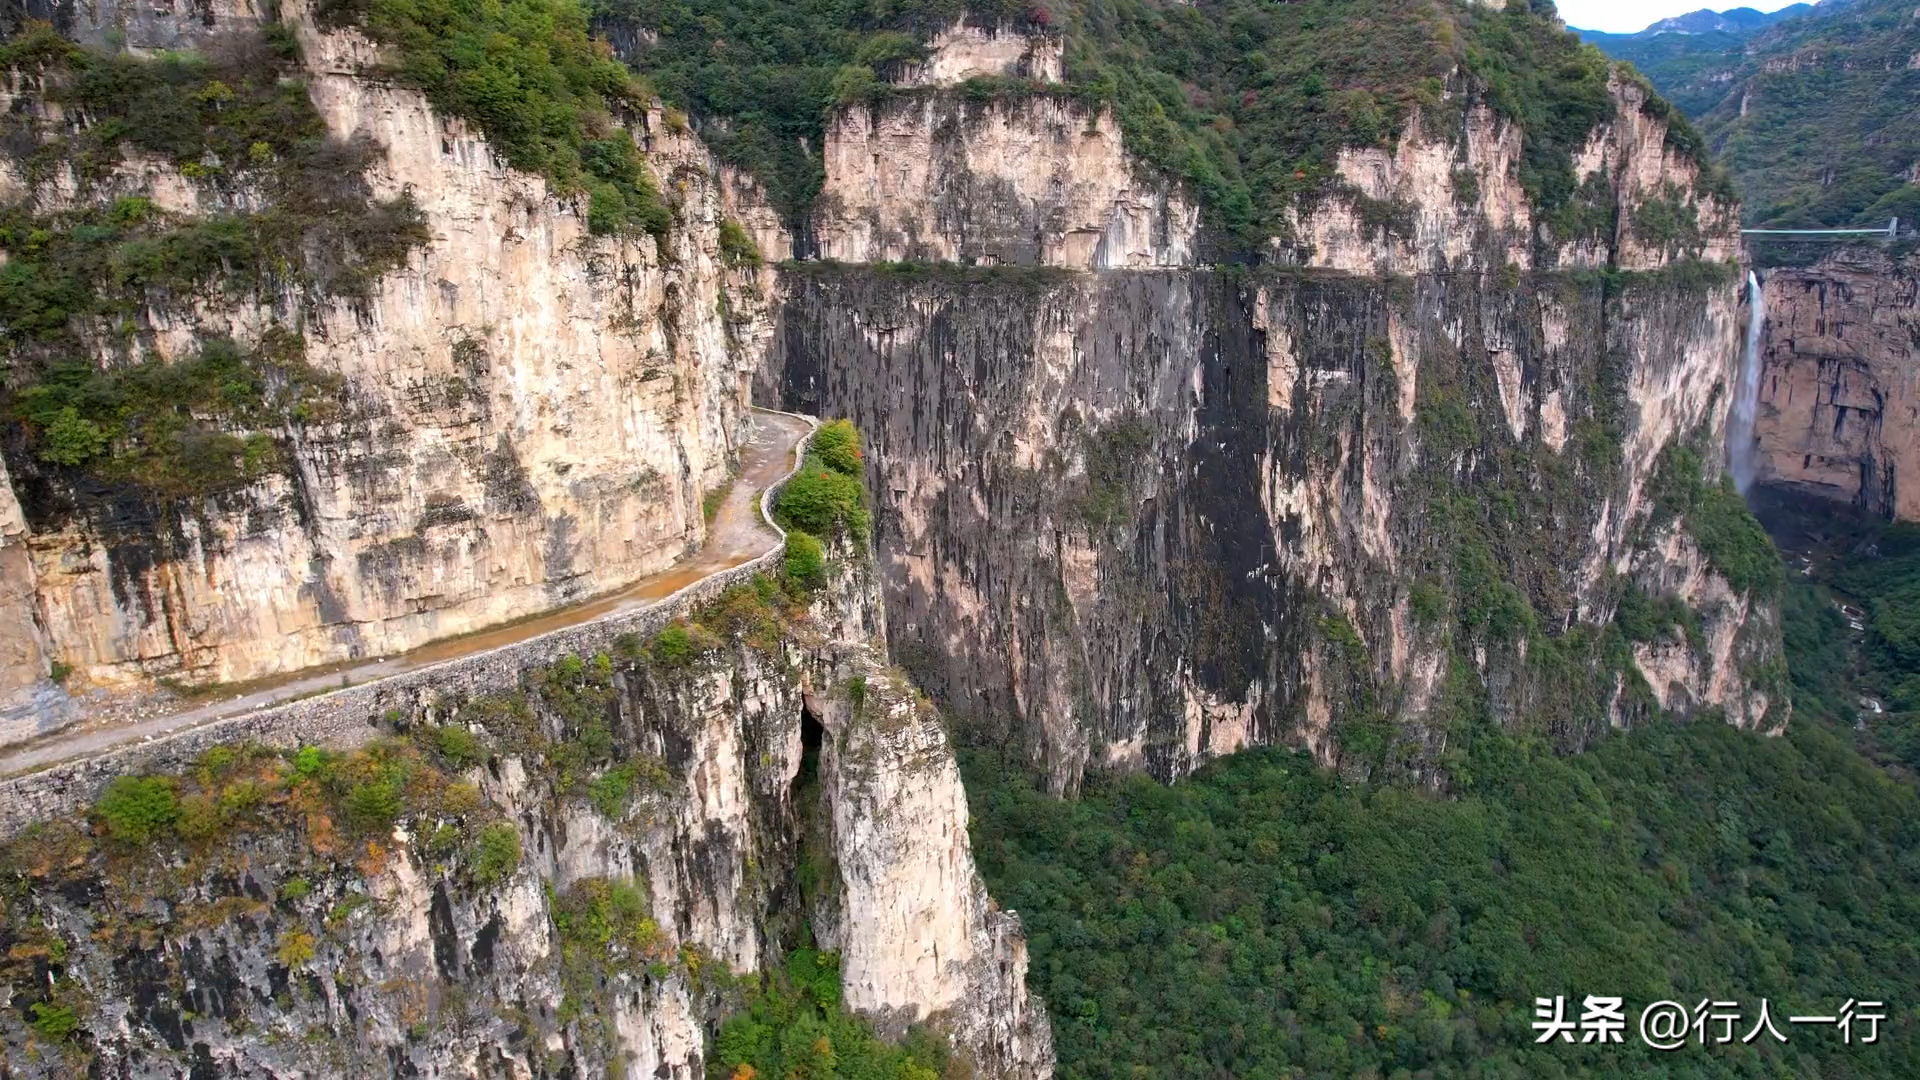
[0,411,818,835]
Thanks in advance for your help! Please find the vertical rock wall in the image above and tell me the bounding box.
[0,4,772,717]
[1750,247,1920,520]
[762,49,1779,792]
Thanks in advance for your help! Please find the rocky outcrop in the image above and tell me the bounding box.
[1750,247,1920,519]
[815,659,1053,1077]
[765,52,1780,792]
[0,4,774,723]
[889,19,1064,87]
[0,455,64,740]
[0,554,1053,1078]
[1290,75,1740,273]
[815,94,1200,269]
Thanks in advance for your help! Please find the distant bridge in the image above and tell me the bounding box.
[1740,218,1904,242]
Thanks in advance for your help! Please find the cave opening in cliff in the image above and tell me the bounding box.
[796,700,825,791]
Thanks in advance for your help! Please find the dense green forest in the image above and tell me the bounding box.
[595,0,1699,247]
[1780,518,1920,776]
[957,506,1920,1079]
[966,721,1920,1078]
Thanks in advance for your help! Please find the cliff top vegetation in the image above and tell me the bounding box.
[595,0,1721,249]
[316,0,674,239]
[0,26,426,515]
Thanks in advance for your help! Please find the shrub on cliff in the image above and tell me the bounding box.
[810,418,864,478]
[783,529,827,590]
[650,622,697,666]
[93,776,180,845]
[713,947,948,1080]
[13,334,338,498]
[777,451,870,545]
[717,218,762,266]
[470,823,522,886]
[1649,444,1785,598]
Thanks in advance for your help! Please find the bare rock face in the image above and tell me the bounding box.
[0,4,772,722]
[1290,76,1739,275]
[0,456,65,740]
[1750,247,1920,519]
[766,63,1782,792]
[815,94,1200,269]
[0,557,1053,1078]
[816,663,1053,1077]
[888,19,1065,87]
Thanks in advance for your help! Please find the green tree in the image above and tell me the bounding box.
[38,406,107,465]
[784,529,828,589]
[93,775,181,844]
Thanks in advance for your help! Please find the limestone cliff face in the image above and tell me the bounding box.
[813,661,1052,1077]
[1290,75,1740,274]
[0,456,62,736]
[0,558,1052,1078]
[888,19,1064,88]
[1751,247,1920,520]
[815,95,1200,269]
[811,21,1197,270]
[763,47,1779,791]
[0,3,772,731]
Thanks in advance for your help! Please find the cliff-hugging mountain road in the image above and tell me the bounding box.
[0,409,814,777]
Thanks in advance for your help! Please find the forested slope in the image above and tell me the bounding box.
[1581,0,1920,228]
[1695,0,1920,228]
[967,715,1920,1078]
[1574,6,1808,115]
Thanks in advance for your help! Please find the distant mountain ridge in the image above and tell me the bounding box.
[1571,5,1817,114]
[1619,5,1810,38]
[1578,0,1918,229]
[1692,0,1920,228]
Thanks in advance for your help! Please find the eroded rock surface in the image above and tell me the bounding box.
[0,2,773,732]
[0,557,1052,1078]
[764,53,1781,792]
[1751,248,1920,519]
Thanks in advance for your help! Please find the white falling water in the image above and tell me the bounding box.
[1728,270,1765,494]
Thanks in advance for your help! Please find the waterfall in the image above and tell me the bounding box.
[1729,270,1765,494]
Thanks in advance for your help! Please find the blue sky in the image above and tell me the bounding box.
[1558,0,1808,34]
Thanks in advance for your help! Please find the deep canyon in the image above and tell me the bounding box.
[0,4,1831,1078]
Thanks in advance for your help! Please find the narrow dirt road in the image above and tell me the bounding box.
[0,409,813,777]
